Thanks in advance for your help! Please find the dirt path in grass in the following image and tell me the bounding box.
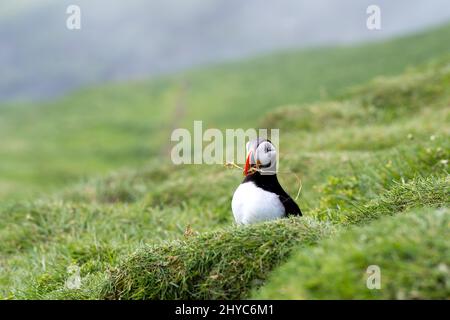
[160,80,189,158]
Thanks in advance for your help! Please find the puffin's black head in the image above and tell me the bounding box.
[244,138,277,176]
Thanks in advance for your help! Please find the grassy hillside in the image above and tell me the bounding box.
[0,25,449,299]
[1,55,449,300]
[1,23,450,199]
[254,207,450,299]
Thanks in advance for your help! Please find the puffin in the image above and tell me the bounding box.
[232,138,302,225]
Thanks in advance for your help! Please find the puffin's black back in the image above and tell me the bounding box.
[243,172,302,216]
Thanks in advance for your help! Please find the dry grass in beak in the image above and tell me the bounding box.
[224,162,303,200]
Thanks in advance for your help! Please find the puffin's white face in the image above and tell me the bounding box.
[244,139,277,175]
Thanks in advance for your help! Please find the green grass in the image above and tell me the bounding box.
[101,217,334,300]
[254,207,450,299]
[0,24,449,299]
[94,177,450,300]
[1,23,450,199]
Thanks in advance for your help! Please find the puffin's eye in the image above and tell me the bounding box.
[265,145,272,152]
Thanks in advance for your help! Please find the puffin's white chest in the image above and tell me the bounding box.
[232,182,285,225]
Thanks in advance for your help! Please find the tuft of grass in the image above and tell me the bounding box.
[345,176,449,225]
[254,207,450,299]
[100,217,335,300]
[309,136,449,223]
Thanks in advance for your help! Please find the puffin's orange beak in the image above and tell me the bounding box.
[243,151,252,176]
